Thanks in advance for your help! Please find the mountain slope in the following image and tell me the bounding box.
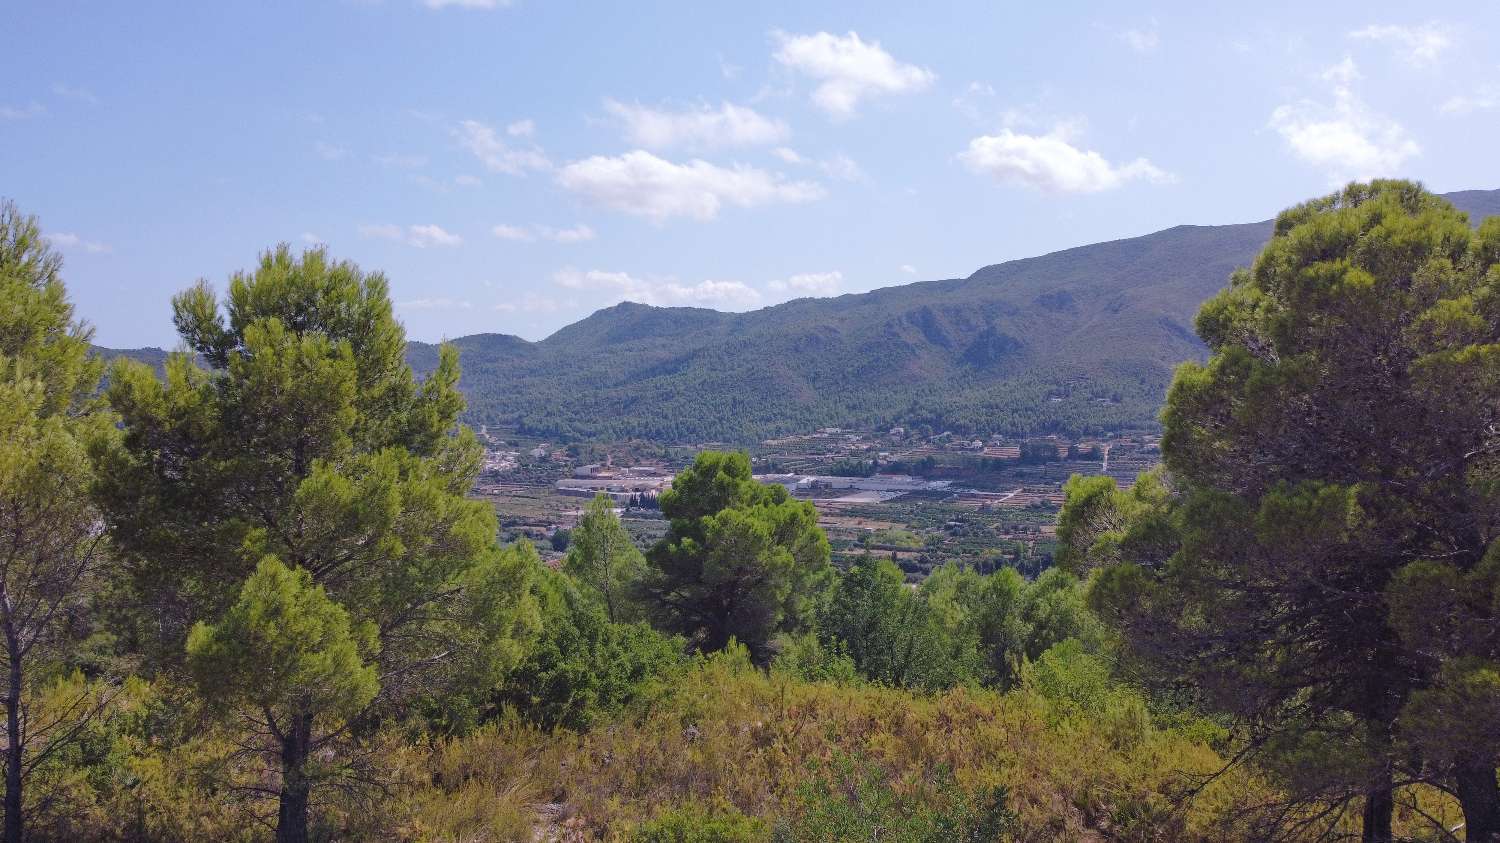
[109,189,1500,444]
[417,189,1496,443]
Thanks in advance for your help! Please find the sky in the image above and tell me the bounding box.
[4,1,1498,348]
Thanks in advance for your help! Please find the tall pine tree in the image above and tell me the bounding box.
[1060,181,1500,840]
[94,245,536,843]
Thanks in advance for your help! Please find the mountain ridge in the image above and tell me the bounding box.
[101,188,1499,444]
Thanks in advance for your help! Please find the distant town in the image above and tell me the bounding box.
[471,423,1160,578]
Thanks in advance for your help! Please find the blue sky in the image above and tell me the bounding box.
[4,1,1497,348]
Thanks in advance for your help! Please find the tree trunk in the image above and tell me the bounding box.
[4,615,23,843]
[1456,763,1500,842]
[276,712,314,843]
[1362,776,1393,843]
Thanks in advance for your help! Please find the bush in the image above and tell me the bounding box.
[493,565,684,730]
[631,802,766,842]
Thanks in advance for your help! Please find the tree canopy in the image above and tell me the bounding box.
[641,451,833,663]
[1059,180,1500,841]
[94,245,537,843]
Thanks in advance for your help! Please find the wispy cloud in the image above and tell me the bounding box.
[492,223,596,243]
[1117,20,1160,53]
[454,119,551,175]
[397,297,473,310]
[772,31,935,118]
[554,268,763,309]
[44,232,111,254]
[51,82,99,104]
[358,223,463,248]
[0,102,44,120]
[1440,85,1498,116]
[1269,58,1419,182]
[314,141,348,161]
[768,270,842,297]
[557,150,823,222]
[605,99,789,150]
[1349,22,1452,67]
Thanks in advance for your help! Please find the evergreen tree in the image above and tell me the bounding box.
[1059,181,1500,840]
[0,201,116,843]
[564,493,646,622]
[94,245,537,843]
[819,558,960,690]
[640,451,832,663]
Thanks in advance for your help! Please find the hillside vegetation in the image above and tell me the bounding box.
[15,184,1500,842]
[400,188,1497,443]
[101,190,1497,445]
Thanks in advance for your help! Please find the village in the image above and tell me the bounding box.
[469,424,1161,579]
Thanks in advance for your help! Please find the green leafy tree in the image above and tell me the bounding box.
[818,558,964,690]
[93,245,537,843]
[640,451,832,663]
[186,557,378,835]
[496,553,682,730]
[565,493,646,622]
[0,201,117,843]
[920,564,1104,690]
[1060,181,1500,840]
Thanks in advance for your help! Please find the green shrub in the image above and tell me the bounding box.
[631,802,766,842]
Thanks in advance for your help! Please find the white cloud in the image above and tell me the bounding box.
[1118,23,1160,53]
[820,152,865,182]
[43,232,111,254]
[0,102,43,120]
[1269,59,1420,182]
[313,141,347,161]
[424,0,509,8]
[557,150,824,222]
[554,268,762,309]
[959,128,1173,193]
[359,223,463,248]
[506,118,535,137]
[772,146,805,164]
[397,297,473,310]
[492,223,595,243]
[51,83,98,104]
[771,147,864,181]
[454,174,482,186]
[604,99,789,150]
[454,119,551,175]
[772,31,935,118]
[900,264,917,276]
[546,224,595,243]
[768,270,842,297]
[1440,86,1499,115]
[491,224,534,242]
[301,232,325,245]
[1350,22,1452,67]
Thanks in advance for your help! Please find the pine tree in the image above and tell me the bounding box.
[1060,181,1500,840]
[95,245,537,843]
[0,201,117,843]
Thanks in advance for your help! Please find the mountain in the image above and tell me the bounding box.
[105,189,1500,445]
[401,188,1494,443]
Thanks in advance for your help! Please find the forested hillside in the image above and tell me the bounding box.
[397,188,1496,443]
[101,189,1497,444]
